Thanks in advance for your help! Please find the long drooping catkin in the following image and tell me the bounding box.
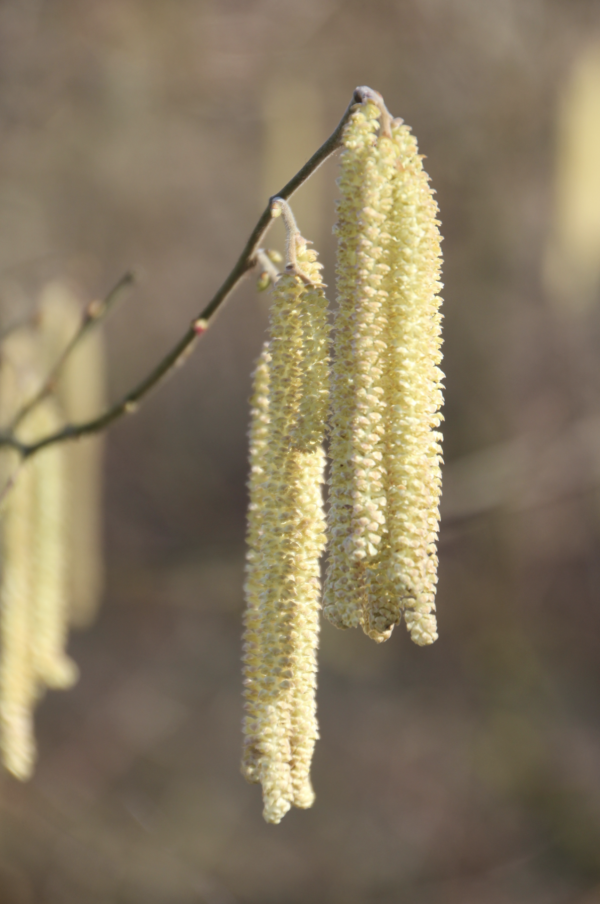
[242,343,271,788]
[38,282,106,628]
[288,267,328,809]
[324,100,390,632]
[325,93,444,646]
[29,399,78,689]
[0,327,77,778]
[365,119,444,645]
[0,454,37,780]
[242,230,328,824]
[0,332,42,779]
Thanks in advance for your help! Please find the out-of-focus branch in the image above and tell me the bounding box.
[0,87,365,461]
[10,271,136,431]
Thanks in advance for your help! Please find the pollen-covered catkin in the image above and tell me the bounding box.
[242,235,328,823]
[364,119,444,645]
[0,325,79,779]
[29,399,78,689]
[0,332,42,779]
[325,93,444,645]
[0,450,37,780]
[38,282,106,628]
[324,99,391,632]
[242,343,271,787]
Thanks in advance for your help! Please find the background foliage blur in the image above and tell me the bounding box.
[0,1,600,902]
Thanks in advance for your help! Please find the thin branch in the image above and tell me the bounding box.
[10,271,136,431]
[1,87,364,460]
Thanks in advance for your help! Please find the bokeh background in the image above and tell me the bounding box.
[1,1,600,901]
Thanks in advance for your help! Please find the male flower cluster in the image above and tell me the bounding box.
[0,284,105,780]
[242,88,444,822]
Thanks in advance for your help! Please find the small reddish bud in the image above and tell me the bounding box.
[86,299,103,320]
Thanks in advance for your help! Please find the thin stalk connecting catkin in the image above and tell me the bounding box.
[242,203,329,823]
[325,91,444,645]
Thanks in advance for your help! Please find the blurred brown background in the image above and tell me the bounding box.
[1,1,600,902]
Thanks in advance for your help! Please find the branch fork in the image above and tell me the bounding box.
[0,87,380,462]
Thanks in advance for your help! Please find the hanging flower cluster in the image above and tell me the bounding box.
[242,199,329,824]
[324,89,444,645]
[243,88,444,821]
[0,284,105,779]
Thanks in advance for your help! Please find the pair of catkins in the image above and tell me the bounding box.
[242,89,444,822]
[0,283,105,780]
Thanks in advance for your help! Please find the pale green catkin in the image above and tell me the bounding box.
[374,117,443,646]
[242,237,329,823]
[326,98,444,645]
[0,325,78,779]
[242,343,271,787]
[0,447,37,780]
[324,100,388,632]
[38,282,106,628]
[29,399,79,689]
[0,332,41,779]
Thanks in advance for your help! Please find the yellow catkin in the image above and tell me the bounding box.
[365,119,444,645]
[28,400,78,689]
[0,326,79,779]
[325,96,444,645]
[0,451,37,779]
[288,266,328,809]
[242,236,328,823]
[324,100,386,631]
[38,281,106,628]
[242,343,271,787]
[0,332,41,779]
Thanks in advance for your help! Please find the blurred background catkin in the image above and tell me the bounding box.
[0,2,600,903]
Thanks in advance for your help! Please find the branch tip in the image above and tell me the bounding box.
[0,87,368,459]
[86,299,104,320]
